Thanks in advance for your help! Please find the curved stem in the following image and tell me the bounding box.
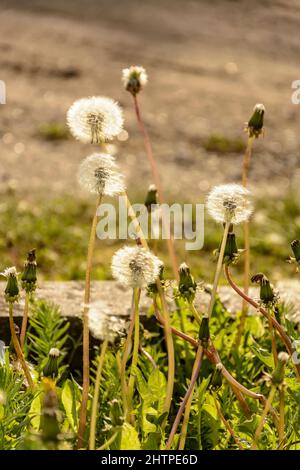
[97,430,120,450]
[207,222,230,320]
[77,193,102,449]
[140,345,157,369]
[9,303,34,389]
[166,345,203,449]
[132,95,178,280]
[89,339,108,450]
[20,292,30,349]
[224,265,300,380]
[127,288,140,421]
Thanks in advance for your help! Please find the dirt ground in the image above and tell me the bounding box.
[1,0,300,201]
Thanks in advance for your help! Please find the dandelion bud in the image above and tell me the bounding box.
[67,96,123,144]
[223,232,239,265]
[144,184,158,212]
[1,267,20,303]
[41,379,60,444]
[251,273,277,307]
[178,262,197,303]
[209,363,223,391]
[78,153,125,196]
[207,184,253,225]
[272,352,289,385]
[21,249,37,293]
[42,348,60,379]
[291,240,300,262]
[122,66,148,96]
[112,246,162,289]
[199,316,210,347]
[247,103,265,138]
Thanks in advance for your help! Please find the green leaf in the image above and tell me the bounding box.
[28,394,41,431]
[61,379,79,432]
[120,423,141,450]
[251,343,274,368]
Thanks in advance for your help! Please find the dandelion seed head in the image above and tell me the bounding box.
[78,153,125,196]
[207,184,253,224]
[111,246,161,289]
[278,351,289,363]
[67,96,123,144]
[0,266,19,278]
[49,348,60,358]
[88,309,127,343]
[122,66,148,95]
[254,103,265,113]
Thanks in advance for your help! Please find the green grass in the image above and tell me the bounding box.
[0,187,298,284]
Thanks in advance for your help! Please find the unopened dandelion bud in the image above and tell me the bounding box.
[122,66,148,96]
[42,348,60,378]
[207,184,253,225]
[178,262,197,303]
[251,273,276,306]
[209,363,223,391]
[144,184,158,212]
[291,240,300,262]
[223,232,239,265]
[1,267,20,303]
[272,352,289,385]
[21,249,37,293]
[199,316,210,347]
[67,96,123,144]
[247,103,265,138]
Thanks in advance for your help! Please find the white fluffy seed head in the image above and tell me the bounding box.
[122,66,148,95]
[49,348,60,357]
[254,103,265,113]
[111,246,161,289]
[278,351,289,363]
[207,184,253,224]
[78,153,125,196]
[88,309,127,343]
[0,266,18,278]
[67,96,124,144]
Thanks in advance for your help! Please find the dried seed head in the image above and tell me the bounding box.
[111,246,162,289]
[247,103,265,138]
[207,184,253,225]
[122,66,148,95]
[78,153,125,196]
[88,309,127,343]
[67,96,123,144]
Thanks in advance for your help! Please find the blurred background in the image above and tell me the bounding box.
[0,0,300,282]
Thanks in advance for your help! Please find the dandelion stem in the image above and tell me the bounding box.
[97,430,120,450]
[139,345,157,369]
[89,339,108,450]
[207,221,231,320]
[237,135,254,346]
[189,302,202,325]
[120,293,136,418]
[224,264,300,381]
[166,346,203,449]
[127,288,140,421]
[251,386,276,449]
[77,193,102,449]
[278,387,285,448]
[267,307,278,366]
[132,95,178,280]
[20,292,29,349]
[8,303,34,389]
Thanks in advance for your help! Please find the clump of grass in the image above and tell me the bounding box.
[203,133,245,154]
[38,122,69,141]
